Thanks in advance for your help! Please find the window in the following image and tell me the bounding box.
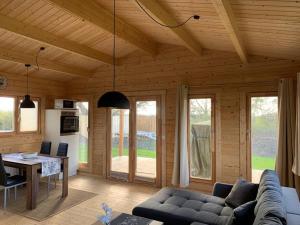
[111,109,130,174]
[189,98,214,180]
[19,99,39,132]
[250,96,278,183]
[135,100,157,179]
[0,97,15,133]
[76,101,89,165]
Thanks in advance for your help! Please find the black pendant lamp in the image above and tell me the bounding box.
[20,64,35,108]
[97,0,129,109]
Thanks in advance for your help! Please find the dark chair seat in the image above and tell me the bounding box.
[5,175,26,187]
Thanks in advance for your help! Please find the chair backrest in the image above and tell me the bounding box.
[40,141,52,155]
[57,143,68,157]
[0,154,7,186]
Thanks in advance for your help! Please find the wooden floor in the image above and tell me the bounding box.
[111,156,156,178]
[0,175,159,225]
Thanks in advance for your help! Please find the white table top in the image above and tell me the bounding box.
[3,153,41,165]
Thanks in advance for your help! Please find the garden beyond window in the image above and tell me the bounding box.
[251,96,278,183]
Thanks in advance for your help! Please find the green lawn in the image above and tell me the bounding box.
[79,145,156,163]
[81,144,274,171]
[79,144,88,163]
[252,155,275,170]
[112,147,156,158]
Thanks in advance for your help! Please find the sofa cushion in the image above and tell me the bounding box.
[281,187,300,215]
[190,223,209,225]
[287,213,300,225]
[233,200,256,225]
[225,179,258,208]
[132,187,233,225]
[255,217,283,225]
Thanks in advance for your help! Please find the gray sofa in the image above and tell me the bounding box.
[132,170,300,225]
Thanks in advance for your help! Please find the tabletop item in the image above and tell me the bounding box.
[20,152,38,159]
[96,212,163,225]
[98,203,113,225]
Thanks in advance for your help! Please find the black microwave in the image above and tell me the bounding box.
[55,99,76,109]
[60,115,79,134]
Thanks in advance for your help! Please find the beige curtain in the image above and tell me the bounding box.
[293,73,300,177]
[276,78,300,193]
[172,85,189,187]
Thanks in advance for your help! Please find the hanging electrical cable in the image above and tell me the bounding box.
[135,0,200,28]
[97,0,130,109]
[35,46,45,71]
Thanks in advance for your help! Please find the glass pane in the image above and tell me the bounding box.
[251,96,278,183]
[19,100,38,132]
[189,98,212,180]
[76,102,89,164]
[111,109,129,174]
[0,97,15,132]
[136,101,157,179]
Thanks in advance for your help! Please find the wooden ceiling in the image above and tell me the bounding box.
[0,0,299,81]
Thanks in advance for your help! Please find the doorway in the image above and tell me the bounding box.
[108,96,161,186]
[248,95,278,183]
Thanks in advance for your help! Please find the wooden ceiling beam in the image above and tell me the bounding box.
[46,0,157,56]
[132,0,202,56]
[0,48,92,78]
[211,0,248,63]
[0,14,114,65]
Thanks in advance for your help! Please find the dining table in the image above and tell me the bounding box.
[3,153,69,210]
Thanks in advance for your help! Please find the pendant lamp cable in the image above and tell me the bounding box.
[25,64,31,95]
[135,0,200,28]
[26,66,29,95]
[113,0,116,91]
[35,47,45,71]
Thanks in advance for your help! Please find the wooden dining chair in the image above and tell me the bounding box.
[0,154,26,208]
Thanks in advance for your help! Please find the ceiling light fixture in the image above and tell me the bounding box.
[97,0,130,109]
[20,64,35,108]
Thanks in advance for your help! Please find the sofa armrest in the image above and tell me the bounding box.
[212,182,233,198]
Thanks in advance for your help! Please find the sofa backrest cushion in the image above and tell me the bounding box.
[256,170,282,200]
[225,179,258,208]
[253,170,287,225]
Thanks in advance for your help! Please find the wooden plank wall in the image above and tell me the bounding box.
[67,45,300,190]
[0,71,66,153]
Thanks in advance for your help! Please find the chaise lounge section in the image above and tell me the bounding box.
[132,170,300,225]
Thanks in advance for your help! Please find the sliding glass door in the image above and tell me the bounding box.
[134,99,159,182]
[110,109,130,178]
[108,96,161,185]
[248,94,278,183]
[76,101,90,169]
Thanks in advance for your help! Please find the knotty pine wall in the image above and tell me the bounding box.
[68,45,300,191]
[0,72,66,153]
